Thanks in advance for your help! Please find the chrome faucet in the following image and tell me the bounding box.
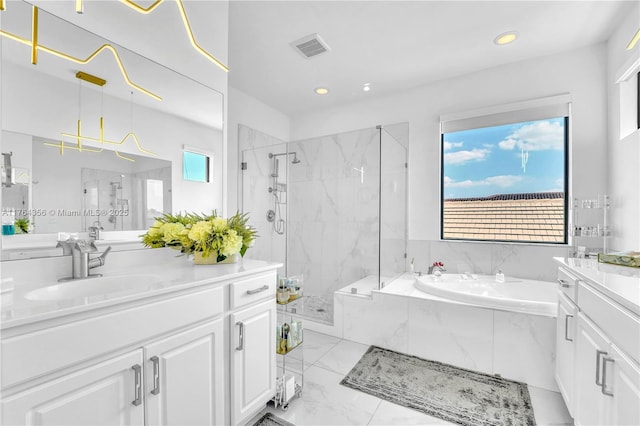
[88,221,104,240]
[57,239,112,281]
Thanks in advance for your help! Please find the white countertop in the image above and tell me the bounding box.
[554,257,640,315]
[1,248,281,329]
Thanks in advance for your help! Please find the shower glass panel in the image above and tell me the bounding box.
[287,127,381,324]
[239,124,407,326]
[241,142,288,276]
[379,128,407,287]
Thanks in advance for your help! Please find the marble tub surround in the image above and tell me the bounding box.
[408,239,569,282]
[1,248,281,327]
[333,274,558,391]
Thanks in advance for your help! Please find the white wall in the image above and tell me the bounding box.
[227,86,291,213]
[291,45,608,246]
[607,2,640,252]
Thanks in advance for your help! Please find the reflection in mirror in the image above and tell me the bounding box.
[1,1,224,258]
[1,131,171,234]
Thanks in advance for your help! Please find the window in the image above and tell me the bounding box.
[440,97,569,244]
[183,149,211,183]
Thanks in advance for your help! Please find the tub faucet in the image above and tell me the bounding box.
[428,263,446,275]
[57,239,112,281]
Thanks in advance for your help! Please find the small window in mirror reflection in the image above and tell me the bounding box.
[183,151,210,183]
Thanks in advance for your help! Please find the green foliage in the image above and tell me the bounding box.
[140,211,258,260]
[14,218,29,234]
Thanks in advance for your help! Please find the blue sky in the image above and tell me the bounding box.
[442,117,566,199]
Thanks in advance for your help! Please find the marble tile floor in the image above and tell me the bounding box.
[253,329,574,426]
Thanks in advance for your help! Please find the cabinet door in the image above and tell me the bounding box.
[575,313,611,426]
[555,291,577,416]
[230,298,276,425]
[1,350,144,426]
[145,319,224,426]
[608,344,640,425]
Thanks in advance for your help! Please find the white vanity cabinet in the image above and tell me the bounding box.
[608,344,640,425]
[574,312,613,425]
[1,263,279,426]
[2,349,145,426]
[555,291,577,413]
[229,281,277,425]
[144,319,225,426]
[555,259,640,426]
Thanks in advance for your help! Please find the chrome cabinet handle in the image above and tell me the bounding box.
[595,350,607,386]
[601,356,614,396]
[246,285,269,295]
[236,321,244,351]
[150,356,160,395]
[557,278,571,288]
[564,315,573,341]
[131,364,142,406]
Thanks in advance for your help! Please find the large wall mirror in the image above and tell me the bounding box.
[0,0,224,259]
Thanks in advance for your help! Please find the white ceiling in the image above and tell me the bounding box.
[228,1,636,116]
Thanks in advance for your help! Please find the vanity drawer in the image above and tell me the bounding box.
[579,281,640,364]
[229,272,276,309]
[557,267,579,304]
[2,286,223,389]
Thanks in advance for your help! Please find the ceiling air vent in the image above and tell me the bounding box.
[291,33,331,59]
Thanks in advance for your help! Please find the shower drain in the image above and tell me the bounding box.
[315,308,325,312]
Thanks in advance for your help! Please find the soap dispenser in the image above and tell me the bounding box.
[495,269,505,283]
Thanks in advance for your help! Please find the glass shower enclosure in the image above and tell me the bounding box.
[241,124,407,325]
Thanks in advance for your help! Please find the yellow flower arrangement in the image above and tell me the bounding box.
[141,211,257,262]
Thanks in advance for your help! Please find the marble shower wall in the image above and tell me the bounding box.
[287,127,381,300]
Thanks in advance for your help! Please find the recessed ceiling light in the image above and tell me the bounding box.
[314,87,329,95]
[494,31,519,46]
[363,83,371,92]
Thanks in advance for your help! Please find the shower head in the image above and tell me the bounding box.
[269,151,301,164]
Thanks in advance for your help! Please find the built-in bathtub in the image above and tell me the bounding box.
[325,272,560,391]
[413,273,557,316]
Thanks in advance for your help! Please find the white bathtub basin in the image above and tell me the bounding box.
[25,274,162,302]
[414,273,557,316]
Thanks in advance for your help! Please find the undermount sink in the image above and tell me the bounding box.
[25,274,163,302]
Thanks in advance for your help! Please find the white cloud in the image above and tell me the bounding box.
[498,138,517,150]
[444,175,523,188]
[498,121,564,151]
[444,148,489,165]
[443,141,464,151]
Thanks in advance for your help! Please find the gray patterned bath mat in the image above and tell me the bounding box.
[341,346,535,426]
[251,412,295,426]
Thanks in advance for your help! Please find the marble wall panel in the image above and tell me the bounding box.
[342,293,409,353]
[407,297,494,374]
[493,311,558,391]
